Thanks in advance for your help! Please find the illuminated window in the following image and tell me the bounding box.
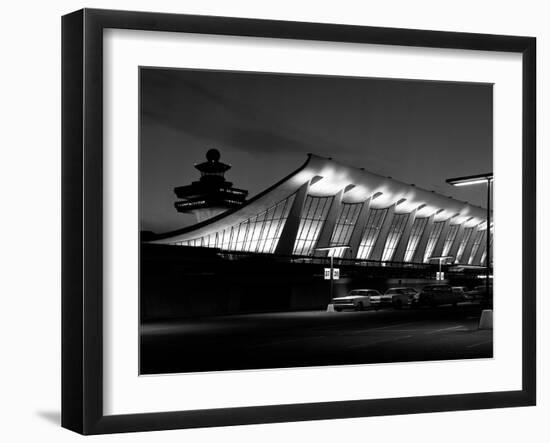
[423,221,445,262]
[381,213,410,262]
[292,196,333,256]
[404,217,428,262]
[441,224,460,257]
[455,227,474,263]
[468,229,485,264]
[175,193,296,253]
[328,202,363,257]
[356,208,388,260]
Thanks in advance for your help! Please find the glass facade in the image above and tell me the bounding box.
[404,217,428,262]
[328,202,363,257]
[455,226,474,263]
[356,208,389,260]
[423,221,445,262]
[441,224,460,257]
[174,193,296,253]
[468,229,485,265]
[292,195,334,256]
[170,184,489,266]
[381,213,410,262]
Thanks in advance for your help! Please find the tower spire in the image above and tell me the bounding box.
[174,149,248,223]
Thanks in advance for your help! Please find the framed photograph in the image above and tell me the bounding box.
[62,8,536,435]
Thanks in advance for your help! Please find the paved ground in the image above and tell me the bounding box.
[140,304,493,374]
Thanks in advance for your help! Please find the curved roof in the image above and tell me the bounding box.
[151,154,488,244]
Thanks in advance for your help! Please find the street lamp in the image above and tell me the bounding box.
[428,255,454,280]
[446,172,493,299]
[315,245,351,302]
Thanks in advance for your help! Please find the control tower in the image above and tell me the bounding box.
[174,149,248,223]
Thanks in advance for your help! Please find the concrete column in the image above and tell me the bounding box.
[412,214,435,263]
[473,230,487,265]
[369,204,396,262]
[345,198,371,259]
[274,181,310,255]
[392,209,418,263]
[431,218,451,258]
[314,189,344,256]
[486,230,493,266]
[447,224,465,261]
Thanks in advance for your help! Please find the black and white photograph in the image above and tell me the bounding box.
[139,67,494,375]
[0,0,544,439]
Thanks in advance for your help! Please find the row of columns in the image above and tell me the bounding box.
[274,178,488,265]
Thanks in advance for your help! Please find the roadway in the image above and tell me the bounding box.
[140,304,492,374]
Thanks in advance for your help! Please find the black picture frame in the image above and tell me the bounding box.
[62,8,536,435]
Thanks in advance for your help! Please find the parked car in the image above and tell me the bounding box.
[383,287,418,309]
[332,289,384,311]
[452,286,468,299]
[465,284,493,307]
[411,284,464,308]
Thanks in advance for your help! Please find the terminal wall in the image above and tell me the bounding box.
[140,244,483,321]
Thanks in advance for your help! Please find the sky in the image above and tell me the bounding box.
[140,67,492,233]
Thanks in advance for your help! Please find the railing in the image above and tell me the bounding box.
[145,243,492,279]
[214,249,440,271]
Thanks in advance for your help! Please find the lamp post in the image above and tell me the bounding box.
[315,245,351,303]
[446,173,493,299]
[428,255,454,280]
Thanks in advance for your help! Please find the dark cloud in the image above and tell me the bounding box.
[140,68,492,233]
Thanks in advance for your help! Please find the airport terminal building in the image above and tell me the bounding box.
[150,153,492,267]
